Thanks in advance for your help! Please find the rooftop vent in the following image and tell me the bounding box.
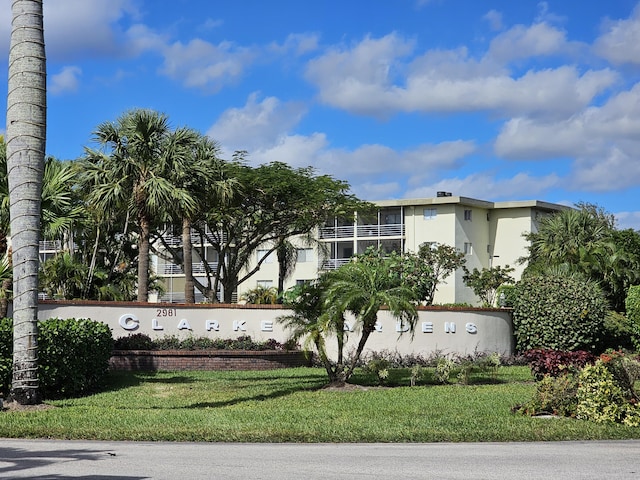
[436,191,452,197]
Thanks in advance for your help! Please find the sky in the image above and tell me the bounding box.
[1,0,640,230]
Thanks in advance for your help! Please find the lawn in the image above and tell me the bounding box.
[0,367,639,442]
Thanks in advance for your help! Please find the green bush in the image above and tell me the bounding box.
[625,285,640,350]
[576,360,640,425]
[38,318,114,399]
[0,317,114,399]
[512,274,608,353]
[602,311,635,351]
[516,373,579,417]
[114,334,287,351]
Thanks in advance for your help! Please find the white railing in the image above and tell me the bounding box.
[319,225,355,239]
[320,224,404,239]
[39,240,62,251]
[162,262,219,275]
[319,258,351,270]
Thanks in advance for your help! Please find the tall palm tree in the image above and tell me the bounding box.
[82,109,194,302]
[6,0,46,405]
[164,132,237,303]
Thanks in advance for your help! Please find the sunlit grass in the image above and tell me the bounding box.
[0,367,638,442]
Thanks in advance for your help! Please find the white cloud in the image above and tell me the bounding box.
[404,172,561,201]
[486,22,569,62]
[0,0,140,61]
[207,93,307,153]
[495,82,640,192]
[49,66,82,95]
[159,39,256,92]
[269,33,321,56]
[483,10,504,31]
[593,5,640,65]
[615,211,640,231]
[305,30,615,118]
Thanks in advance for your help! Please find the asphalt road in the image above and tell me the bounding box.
[1,439,639,479]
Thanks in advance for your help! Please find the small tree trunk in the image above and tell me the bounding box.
[137,214,150,302]
[182,217,195,303]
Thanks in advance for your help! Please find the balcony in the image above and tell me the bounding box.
[39,240,62,251]
[319,224,404,239]
[319,258,351,270]
[161,262,219,276]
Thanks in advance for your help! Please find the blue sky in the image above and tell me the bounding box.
[1,0,640,229]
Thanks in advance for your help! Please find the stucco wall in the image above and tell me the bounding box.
[38,301,515,357]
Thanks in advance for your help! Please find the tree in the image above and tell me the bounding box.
[278,276,346,380]
[463,265,515,307]
[523,204,640,311]
[323,250,418,383]
[82,109,197,302]
[154,133,237,303]
[400,243,466,305]
[6,0,46,405]
[194,161,365,303]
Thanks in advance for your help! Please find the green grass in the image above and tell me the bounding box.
[1,367,639,442]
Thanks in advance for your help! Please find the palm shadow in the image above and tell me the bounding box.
[0,446,147,479]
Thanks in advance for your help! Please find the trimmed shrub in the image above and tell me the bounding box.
[38,318,114,399]
[114,334,288,351]
[512,274,608,353]
[522,349,595,380]
[625,285,640,350]
[0,317,113,399]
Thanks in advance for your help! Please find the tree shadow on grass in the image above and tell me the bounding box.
[0,446,146,480]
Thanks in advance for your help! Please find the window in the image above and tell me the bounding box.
[464,209,472,221]
[296,279,311,286]
[257,280,273,288]
[257,249,274,263]
[423,208,437,220]
[297,248,314,263]
[464,242,473,255]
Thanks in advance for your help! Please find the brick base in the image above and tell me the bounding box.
[110,350,311,371]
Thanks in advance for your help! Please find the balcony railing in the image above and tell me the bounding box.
[39,240,62,251]
[319,258,351,270]
[161,262,219,275]
[319,225,355,239]
[320,224,405,239]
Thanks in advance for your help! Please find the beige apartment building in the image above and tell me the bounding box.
[155,194,568,305]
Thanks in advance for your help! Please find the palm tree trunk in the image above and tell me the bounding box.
[6,0,46,405]
[182,217,195,303]
[0,278,12,318]
[137,213,150,302]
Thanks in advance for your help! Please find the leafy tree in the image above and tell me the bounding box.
[462,265,515,307]
[6,0,46,405]
[195,161,366,303]
[81,109,199,301]
[400,243,466,305]
[523,203,640,311]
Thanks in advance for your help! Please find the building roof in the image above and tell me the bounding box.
[372,195,569,212]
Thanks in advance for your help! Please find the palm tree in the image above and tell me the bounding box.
[82,109,195,302]
[6,0,46,405]
[164,132,237,303]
